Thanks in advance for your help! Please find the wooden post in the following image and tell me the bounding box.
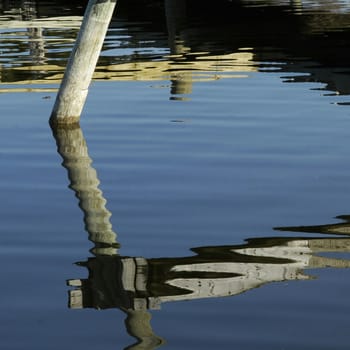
[50,0,117,125]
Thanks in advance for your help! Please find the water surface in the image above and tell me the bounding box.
[1,1,350,349]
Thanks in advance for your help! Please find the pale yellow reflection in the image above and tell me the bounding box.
[68,237,350,310]
[0,16,82,29]
[3,0,350,96]
[0,0,255,95]
[0,51,254,90]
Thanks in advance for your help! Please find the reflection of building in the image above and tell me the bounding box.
[68,236,350,311]
[2,0,350,97]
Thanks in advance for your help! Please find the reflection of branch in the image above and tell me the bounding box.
[51,123,118,255]
[124,310,165,350]
[275,215,350,235]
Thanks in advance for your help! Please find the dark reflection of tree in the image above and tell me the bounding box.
[275,215,350,236]
[51,120,350,350]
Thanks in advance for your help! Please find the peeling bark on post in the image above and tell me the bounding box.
[50,0,117,125]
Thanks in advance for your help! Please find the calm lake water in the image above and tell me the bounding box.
[2,0,350,349]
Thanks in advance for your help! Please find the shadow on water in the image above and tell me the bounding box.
[1,0,350,98]
[50,121,350,349]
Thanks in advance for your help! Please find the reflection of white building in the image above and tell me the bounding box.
[68,237,350,311]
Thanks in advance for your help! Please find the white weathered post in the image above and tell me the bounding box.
[50,0,117,125]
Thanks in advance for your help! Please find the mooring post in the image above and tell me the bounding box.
[50,0,117,125]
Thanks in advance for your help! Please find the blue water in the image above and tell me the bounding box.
[2,1,350,349]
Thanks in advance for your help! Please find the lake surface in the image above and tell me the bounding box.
[2,0,350,349]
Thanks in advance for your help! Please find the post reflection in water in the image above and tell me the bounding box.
[50,123,119,256]
[50,121,350,350]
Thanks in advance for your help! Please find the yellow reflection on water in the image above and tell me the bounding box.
[0,50,255,94]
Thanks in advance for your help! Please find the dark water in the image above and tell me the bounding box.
[2,1,350,349]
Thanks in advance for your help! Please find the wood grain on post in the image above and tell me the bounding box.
[50,0,117,125]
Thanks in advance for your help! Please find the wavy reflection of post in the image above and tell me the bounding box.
[50,122,119,256]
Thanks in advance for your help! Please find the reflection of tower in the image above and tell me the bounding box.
[28,26,46,65]
[290,0,302,6]
[164,0,193,99]
[2,1,46,65]
[22,0,46,65]
[21,0,37,20]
